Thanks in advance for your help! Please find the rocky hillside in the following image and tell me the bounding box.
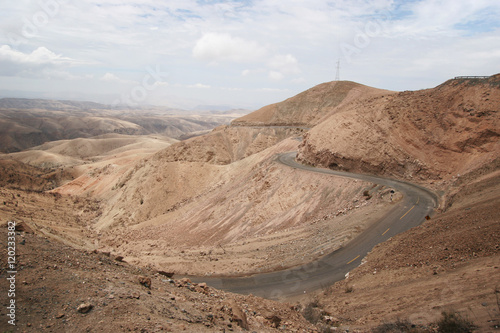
[233,81,389,127]
[2,75,498,331]
[0,223,316,332]
[153,81,390,166]
[50,75,499,278]
[0,98,239,153]
[297,75,500,208]
[0,158,318,332]
[0,159,71,192]
[154,125,305,165]
[316,150,500,332]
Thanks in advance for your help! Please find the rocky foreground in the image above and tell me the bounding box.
[1,223,317,332]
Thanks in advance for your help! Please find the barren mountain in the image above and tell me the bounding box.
[0,112,145,153]
[0,75,498,332]
[233,81,389,127]
[49,76,499,276]
[0,98,242,153]
[298,76,499,208]
[156,125,306,165]
[27,134,177,161]
[0,98,113,111]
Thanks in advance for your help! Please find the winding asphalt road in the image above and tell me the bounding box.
[191,152,437,300]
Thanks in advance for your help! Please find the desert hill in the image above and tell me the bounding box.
[154,81,389,165]
[155,125,306,165]
[0,109,145,153]
[53,131,389,278]
[0,98,243,153]
[27,134,177,161]
[233,81,390,127]
[0,98,124,111]
[0,134,178,198]
[50,76,499,275]
[0,75,498,331]
[0,159,71,192]
[0,190,315,332]
[298,75,500,207]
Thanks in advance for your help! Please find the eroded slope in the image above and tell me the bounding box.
[233,81,390,127]
[298,75,500,208]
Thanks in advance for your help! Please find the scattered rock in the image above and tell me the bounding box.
[129,292,140,299]
[266,314,282,328]
[138,276,152,289]
[228,300,249,330]
[55,313,65,319]
[77,303,93,314]
[324,315,340,325]
[114,255,124,262]
[15,221,33,233]
[179,277,192,286]
[158,270,174,278]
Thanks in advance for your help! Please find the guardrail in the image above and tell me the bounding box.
[453,76,490,79]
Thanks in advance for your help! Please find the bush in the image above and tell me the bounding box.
[372,310,476,333]
[301,301,340,332]
[302,302,322,324]
[372,318,421,332]
[436,311,476,333]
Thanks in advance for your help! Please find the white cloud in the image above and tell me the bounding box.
[292,77,306,84]
[101,73,121,82]
[257,87,290,93]
[269,71,284,81]
[0,1,499,107]
[0,45,68,66]
[193,32,268,64]
[267,54,301,79]
[100,72,137,85]
[188,83,211,89]
[0,45,83,77]
[388,0,500,38]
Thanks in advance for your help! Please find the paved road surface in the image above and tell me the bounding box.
[190,152,437,300]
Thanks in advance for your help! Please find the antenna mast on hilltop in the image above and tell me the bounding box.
[335,59,340,81]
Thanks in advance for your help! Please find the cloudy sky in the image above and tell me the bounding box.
[0,0,499,109]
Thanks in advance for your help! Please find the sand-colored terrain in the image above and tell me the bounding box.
[298,76,499,201]
[0,75,498,331]
[0,225,316,332]
[233,81,390,127]
[312,170,499,332]
[0,98,244,153]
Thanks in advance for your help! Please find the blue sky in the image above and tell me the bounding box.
[0,0,499,109]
